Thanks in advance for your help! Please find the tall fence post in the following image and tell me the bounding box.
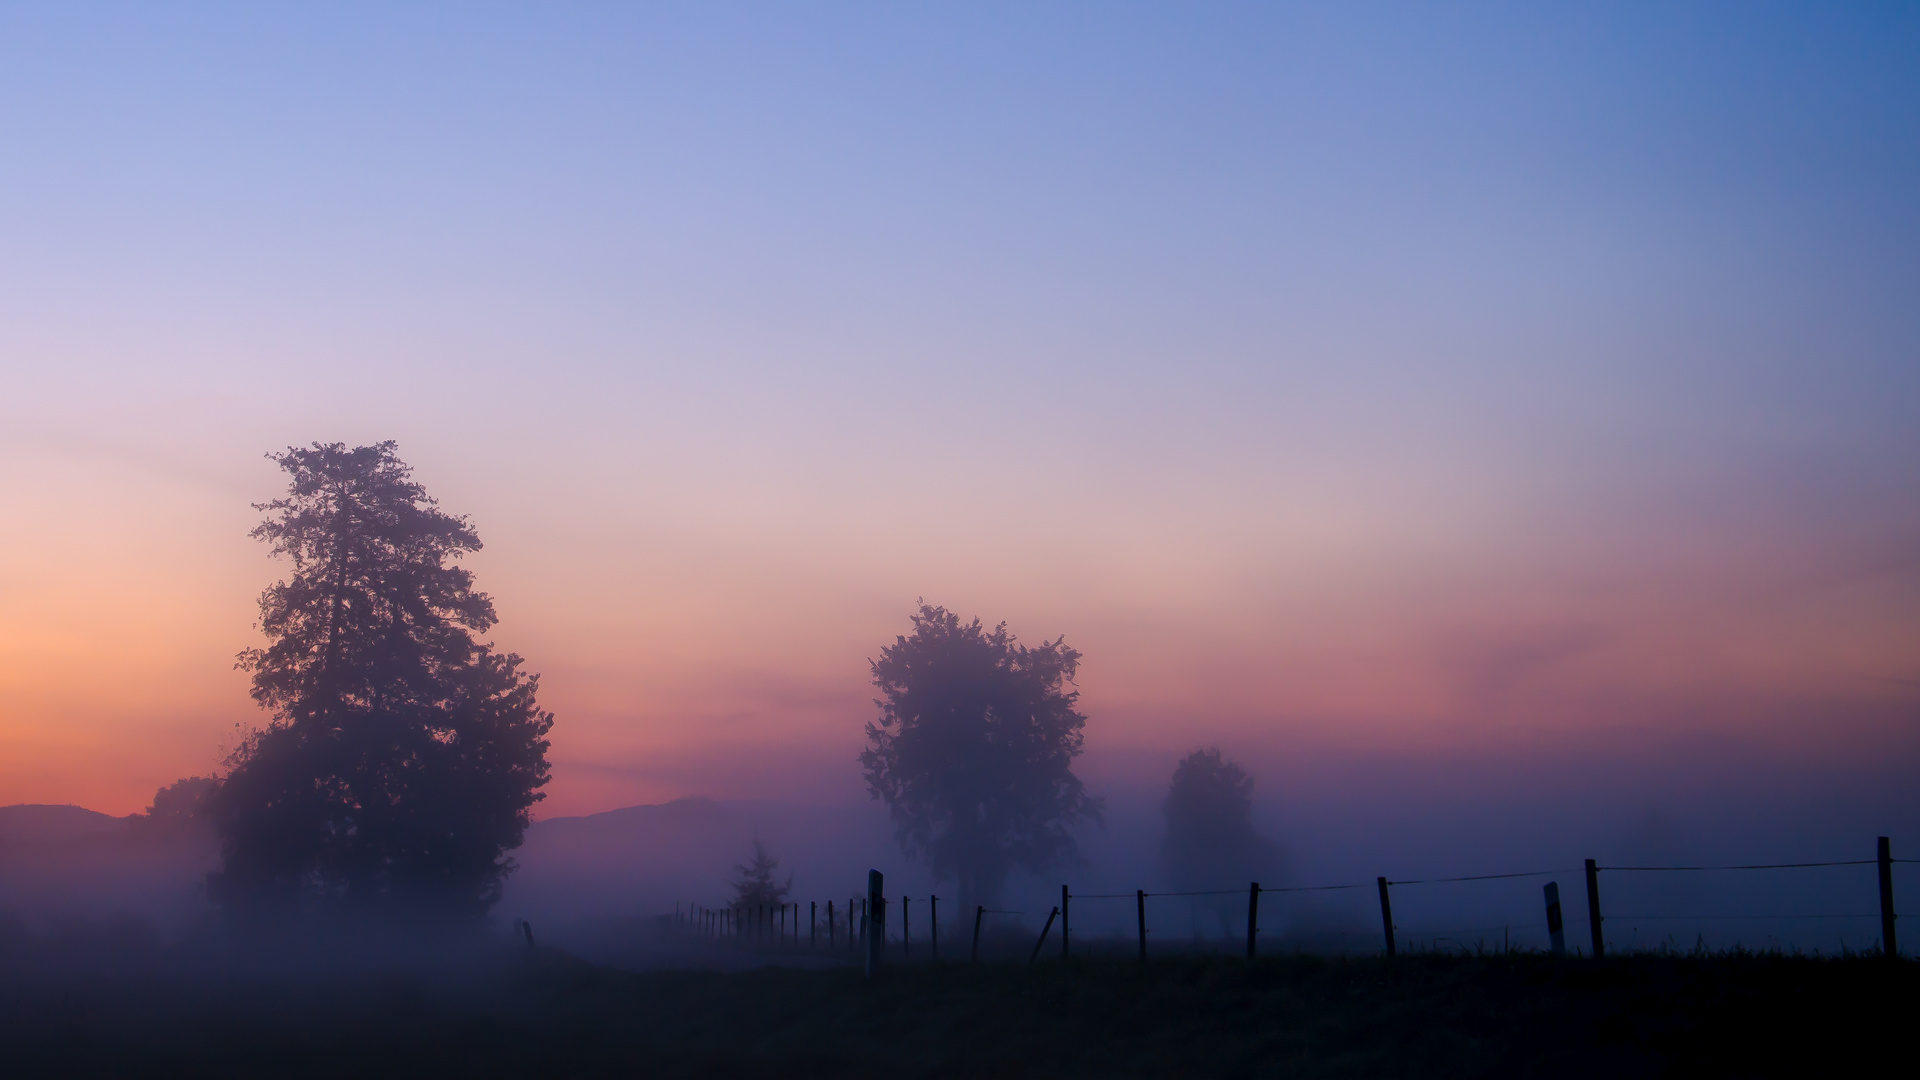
[1029,907,1059,965]
[1247,882,1261,959]
[1880,836,1898,959]
[1584,859,1604,958]
[865,870,884,976]
[1136,889,1147,963]
[1544,881,1566,957]
[930,895,939,961]
[1061,885,1071,960]
[1376,877,1396,957]
[903,897,911,961]
[972,905,984,963]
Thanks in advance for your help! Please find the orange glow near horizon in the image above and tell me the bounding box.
[3,440,1914,818]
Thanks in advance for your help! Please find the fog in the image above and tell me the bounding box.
[6,731,1914,971]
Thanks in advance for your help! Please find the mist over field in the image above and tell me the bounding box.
[9,726,1914,967]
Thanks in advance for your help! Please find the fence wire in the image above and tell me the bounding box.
[1392,869,1576,885]
[1605,907,1873,914]
[1600,860,1875,871]
[679,842,1907,957]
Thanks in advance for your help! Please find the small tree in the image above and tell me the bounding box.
[1161,748,1280,911]
[134,776,219,831]
[861,603,1101,909]
[209,442,553,922]
[731,840,791,909]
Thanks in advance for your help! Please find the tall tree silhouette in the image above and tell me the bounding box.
[1160,748,1279,892]
[861,603,1100,908]
[208,442,553,921]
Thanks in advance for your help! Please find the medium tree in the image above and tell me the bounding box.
[1160,748,1280,891]
[860,603,1100,908]
[730,839,792,909]
[207,442,553,921]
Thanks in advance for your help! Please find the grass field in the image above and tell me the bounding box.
[2,948,1912,1077]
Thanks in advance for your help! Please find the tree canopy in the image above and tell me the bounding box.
[1160,748,1279,890]
[860,603,1100,907]
[208,441,553,921]
[135,776,219,832]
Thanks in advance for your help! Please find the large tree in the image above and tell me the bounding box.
[208,442,553,921]
[861,603,1100,908]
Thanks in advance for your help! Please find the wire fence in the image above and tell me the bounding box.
[665,835,1911,963]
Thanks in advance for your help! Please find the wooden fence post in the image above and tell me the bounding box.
[1061,885,1071,960]
[972,905,984,963]
[1583,859,1604,958]
[903,897,911,961]
[1376,877,1396,957]
[1880,836,1898,959]
[520,919,536,951]
[1544,881,1566,956]
[1136,890,1147,963]
[866,870,885,976]
[1029,907,1059,965]
[1247,882,1261,959]
[930,895,939,960]
[827,901,836,950]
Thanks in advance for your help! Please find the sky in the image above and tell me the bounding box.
[1,3,1917,840]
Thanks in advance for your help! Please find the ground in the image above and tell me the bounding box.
[1,949,1911,1077]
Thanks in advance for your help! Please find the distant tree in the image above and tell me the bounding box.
[135,776,219,830]
[208,441,553,921]
[860,603,1101,909]
[730,839,792,909]
[1160,748,1279,892]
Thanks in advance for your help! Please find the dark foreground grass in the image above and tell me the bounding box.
[2,950,1912,1078]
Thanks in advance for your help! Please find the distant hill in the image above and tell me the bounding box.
[0,804,129,847]
[0,795,943,949]
[0,803,217,933]
[500,797,931,929]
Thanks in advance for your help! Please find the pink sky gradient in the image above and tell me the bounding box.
[2,5,1916,821]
